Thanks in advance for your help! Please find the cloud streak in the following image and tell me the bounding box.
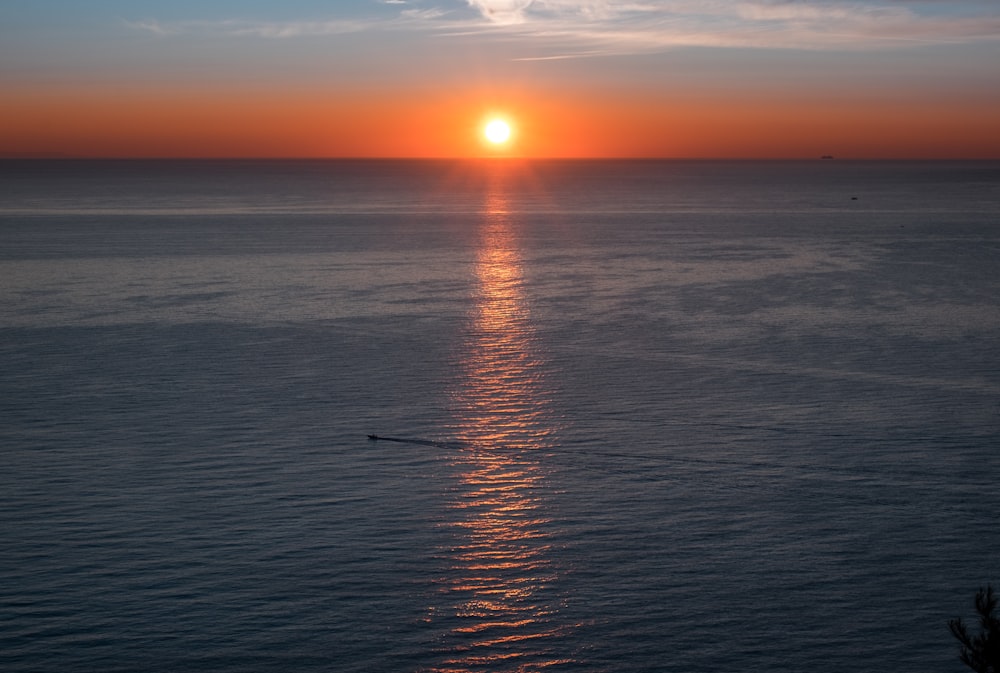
[127,18,372,38]
[129,1,1000,54]
[125,9,448,39]
[457,0,1000,55]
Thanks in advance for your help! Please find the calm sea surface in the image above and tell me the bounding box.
[1,159,999,672]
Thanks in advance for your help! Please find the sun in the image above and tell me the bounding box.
[484,119,511,145]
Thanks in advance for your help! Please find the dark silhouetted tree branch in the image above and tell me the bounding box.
[950,585,1000,673]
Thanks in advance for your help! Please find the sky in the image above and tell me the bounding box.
[2,0,999,158]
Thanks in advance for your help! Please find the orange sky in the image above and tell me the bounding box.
[3,2,1000,158]
[4,83,999,159]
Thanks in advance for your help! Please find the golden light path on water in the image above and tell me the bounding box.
[428,171,574,672]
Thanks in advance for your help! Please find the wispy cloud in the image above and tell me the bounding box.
[126,5,452,39]
[464,0,535,25]
[127,18,372,38]
[128,1,1000,54]
[456,0,1000,54]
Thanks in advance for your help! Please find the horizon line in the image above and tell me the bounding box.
[3,155,999,162]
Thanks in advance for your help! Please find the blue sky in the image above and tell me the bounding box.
[4,3,996,93]
[7,1,1000,62]
[5,0,998,94]
[21,0,995,38]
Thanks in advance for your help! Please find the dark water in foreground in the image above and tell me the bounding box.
[1,159,999,672]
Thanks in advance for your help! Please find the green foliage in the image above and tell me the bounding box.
[950,586,1000,673]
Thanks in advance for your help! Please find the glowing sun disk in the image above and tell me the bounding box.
[485,119,511,144]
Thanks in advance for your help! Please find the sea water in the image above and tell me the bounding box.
[1,159,999,672]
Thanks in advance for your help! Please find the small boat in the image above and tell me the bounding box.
[367,434,379,440]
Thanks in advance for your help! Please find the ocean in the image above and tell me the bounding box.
[1,159,998,672]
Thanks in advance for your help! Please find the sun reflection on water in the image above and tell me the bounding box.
[427,173,574,672]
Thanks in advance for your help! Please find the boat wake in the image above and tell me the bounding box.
[366,434,468,451]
